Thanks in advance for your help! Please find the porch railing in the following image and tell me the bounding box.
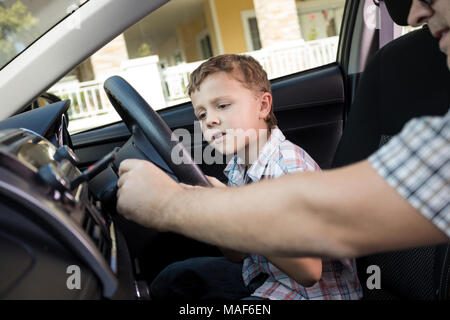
[161,61,203,106]
[250,36,338,78]
[50,79,114,120]
[161,36,339,105]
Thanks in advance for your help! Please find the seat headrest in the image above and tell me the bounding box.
[385,0,412,26]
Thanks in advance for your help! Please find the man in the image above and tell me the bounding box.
[116,0,449,259]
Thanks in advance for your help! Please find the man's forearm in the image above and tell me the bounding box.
[165,167,346,257]
[161,160,447,258]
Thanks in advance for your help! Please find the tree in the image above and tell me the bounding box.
[0,1,38,65]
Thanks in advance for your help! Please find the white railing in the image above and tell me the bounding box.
[161,36,339,105]
[161,60,204,106]
[249,36,338,79]
[50,79,114,120]
[50,36,339,132]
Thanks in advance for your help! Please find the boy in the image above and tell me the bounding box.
[150,54,362,300]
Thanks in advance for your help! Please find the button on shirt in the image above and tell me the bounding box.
[369,108,450,238]
[224,127,363,300]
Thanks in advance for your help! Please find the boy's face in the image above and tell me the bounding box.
[191,71,271,156]
[408,0,450,68]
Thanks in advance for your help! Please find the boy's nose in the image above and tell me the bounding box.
[206,114,221,128]
[408,0,433,26]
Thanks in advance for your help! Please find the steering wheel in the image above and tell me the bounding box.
[103,75,211,187]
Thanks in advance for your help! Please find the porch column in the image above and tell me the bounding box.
[252,0,303,47]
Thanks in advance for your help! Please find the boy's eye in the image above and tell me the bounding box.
[218,104,229,109]
[197,112,206,120]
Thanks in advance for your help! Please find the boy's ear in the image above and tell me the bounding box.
[259,92,272,119]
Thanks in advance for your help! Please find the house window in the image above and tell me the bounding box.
[241,10,262,52]
[248,17,262,51]
[197,30,213,60]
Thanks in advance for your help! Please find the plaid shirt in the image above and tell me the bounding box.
[369,108,450,238]
[224,127,363,300]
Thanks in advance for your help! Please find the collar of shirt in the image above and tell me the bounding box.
[224,126,286,186]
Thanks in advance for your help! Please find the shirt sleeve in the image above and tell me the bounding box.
[368,109,450,238]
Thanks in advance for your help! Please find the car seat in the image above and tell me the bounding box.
[331,1,450,299]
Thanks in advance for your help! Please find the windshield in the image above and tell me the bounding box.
[0,0,89,69]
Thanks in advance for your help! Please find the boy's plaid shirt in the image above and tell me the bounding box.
[224,127,363,300]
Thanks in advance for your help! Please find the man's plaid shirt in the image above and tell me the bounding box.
[369,108,450,238]
[224,127,363,300]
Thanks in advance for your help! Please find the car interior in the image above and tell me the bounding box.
[0,0,448,300]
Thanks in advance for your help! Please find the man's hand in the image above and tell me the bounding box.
[116,159,182,231]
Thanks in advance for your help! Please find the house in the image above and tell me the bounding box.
[78,0,346,81]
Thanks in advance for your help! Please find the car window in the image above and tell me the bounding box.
[50,0,347,134]
[0,0,89,70]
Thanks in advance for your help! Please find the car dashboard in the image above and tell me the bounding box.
[0,103,137,299]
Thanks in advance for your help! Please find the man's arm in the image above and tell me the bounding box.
[117,159,447,258]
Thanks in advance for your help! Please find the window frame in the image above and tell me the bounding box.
[240,9,260,52]
[196,29,213,60]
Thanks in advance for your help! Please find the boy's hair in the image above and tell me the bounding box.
[187,54,277,128]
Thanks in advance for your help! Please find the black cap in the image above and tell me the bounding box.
[385,0,413,26]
